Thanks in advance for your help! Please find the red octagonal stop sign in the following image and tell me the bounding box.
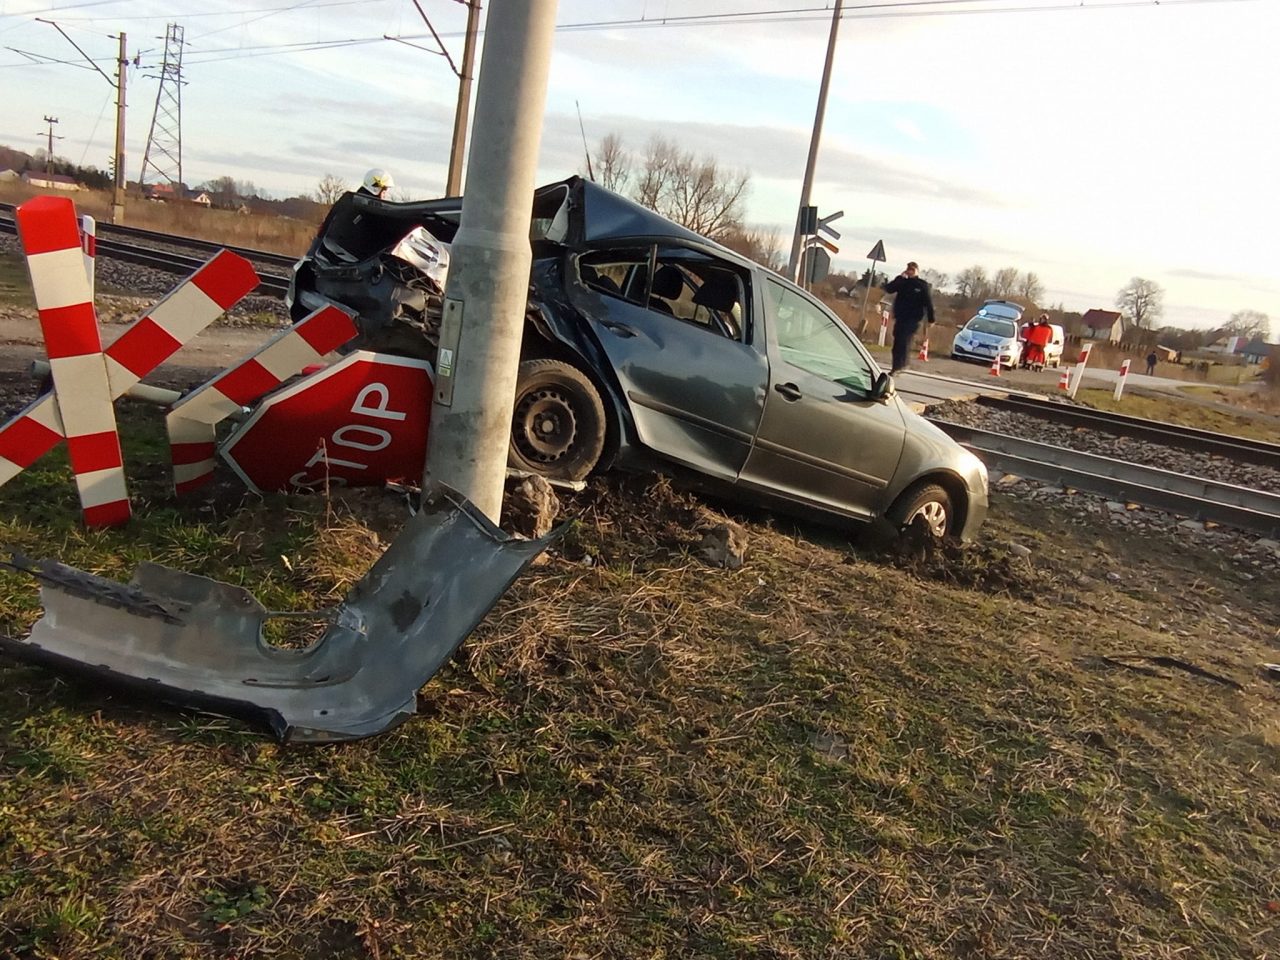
[221,351,434,494]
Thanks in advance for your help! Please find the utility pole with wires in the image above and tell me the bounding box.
[34,19,134,224]
[393,0,481,197]
[110,33,129,223]
[40,116,63,173]
[139,23,186,198]
[446,1,481,196]
[785,0,843,284]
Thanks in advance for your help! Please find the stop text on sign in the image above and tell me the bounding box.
[220,352,435,494]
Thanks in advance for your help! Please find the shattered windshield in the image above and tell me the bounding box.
[530,184,570,242]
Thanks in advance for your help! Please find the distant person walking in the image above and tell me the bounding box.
[1146,350,1158,376]
[882,261,936,374]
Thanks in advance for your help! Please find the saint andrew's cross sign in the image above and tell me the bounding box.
[2,195,436,526]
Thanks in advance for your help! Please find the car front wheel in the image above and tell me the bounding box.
[888,482,953,537]
[508,359,607,482]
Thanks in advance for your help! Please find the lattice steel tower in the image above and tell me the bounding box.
[139,23,185,194]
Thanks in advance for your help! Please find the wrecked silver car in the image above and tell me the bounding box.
[291,177,988,538]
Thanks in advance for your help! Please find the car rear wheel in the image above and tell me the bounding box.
[509,359,606,482]
[888,482,953,537]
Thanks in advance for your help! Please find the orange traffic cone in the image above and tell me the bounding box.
[989,355,1001,377]
[1058,368,1071,391]
[917,338,929,362]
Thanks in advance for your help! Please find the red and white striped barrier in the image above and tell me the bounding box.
[166,304,357,494]
[16,196,128,525]
[1068,342,1093,400]
[917,338,929,362]
[1113,358,1132,401]
[104,250,258,396]
[0,248,259,507]
[1058,368,1071,391]
[80,214,95,298]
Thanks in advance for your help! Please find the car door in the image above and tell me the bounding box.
[568,244,769,481]
[739,278,907,517]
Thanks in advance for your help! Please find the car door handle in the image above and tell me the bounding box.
[774,382,802,402]
[598,319,636,338]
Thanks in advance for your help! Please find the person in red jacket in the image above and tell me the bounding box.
[1024,314,1053,369]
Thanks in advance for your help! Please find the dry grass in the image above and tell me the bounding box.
[0,394,1278,958]
[0,184,319,256]
[1076,387,1280,444]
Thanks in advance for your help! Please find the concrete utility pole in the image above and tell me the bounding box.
[34,20,129,223]
[111,33,128,224]
[445,0,482,196]
[785,0,843,283]
[425,0,560,523]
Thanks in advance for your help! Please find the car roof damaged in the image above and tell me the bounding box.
[0,487,557,744]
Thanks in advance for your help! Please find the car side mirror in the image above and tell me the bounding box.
[870,371,895,403]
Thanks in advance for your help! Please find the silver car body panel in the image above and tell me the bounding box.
[0,488,555,743]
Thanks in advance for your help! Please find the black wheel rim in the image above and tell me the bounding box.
[514,386,579,464]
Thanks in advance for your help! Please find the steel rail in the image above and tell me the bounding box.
[976,394,1280,469]
[931,420,1280,537]
[95,222,297,269]
[0,203,298,269]
[0,212,290,298]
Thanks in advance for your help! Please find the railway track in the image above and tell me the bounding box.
[0,202,293,297]
[975,393,1280,469]
[931,420,1280,538]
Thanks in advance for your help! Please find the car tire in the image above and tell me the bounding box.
[509,359,606,482]
[888,482,953,537]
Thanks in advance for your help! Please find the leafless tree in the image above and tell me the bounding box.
[204,175,238,204]
[633,136,677,211]
[1115,276,1164,329]
[629,135,748,241]
[920,269,949,295]
[1224,309,1270,341]
[1017,271,1045,304]
[314,173,347,204]
[595,133,631,192]
[991,266,1020,299]
[954,265,989,302]
[721,225,784,273]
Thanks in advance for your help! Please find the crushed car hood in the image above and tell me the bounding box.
[0,487,556,744]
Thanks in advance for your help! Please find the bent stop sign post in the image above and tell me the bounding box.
[221,351,434,494]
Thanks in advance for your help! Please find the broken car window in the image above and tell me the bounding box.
[650,246,748,342]
[577,249,651,303]
[766,279,875,394]
[577,246,749,343]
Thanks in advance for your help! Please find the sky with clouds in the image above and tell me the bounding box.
[0,0,1275,331]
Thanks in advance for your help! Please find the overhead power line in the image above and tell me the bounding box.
[3,0,1254,70]
[187,0,1254,64]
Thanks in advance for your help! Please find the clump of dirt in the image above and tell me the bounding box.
[861,515,1038,598]
[562,473,712,562]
